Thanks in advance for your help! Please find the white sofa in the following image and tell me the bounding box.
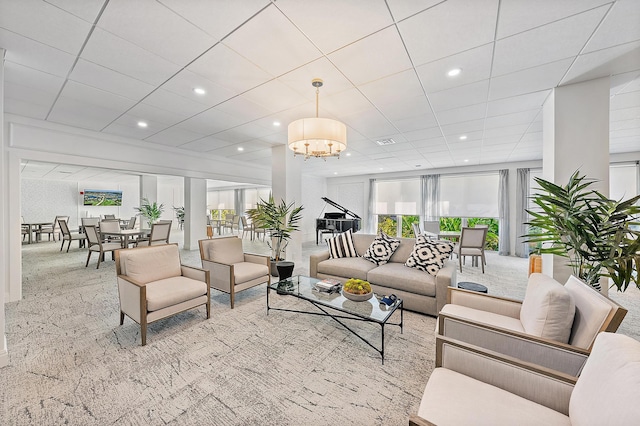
[310,233,456,316]
[410,332,640,425]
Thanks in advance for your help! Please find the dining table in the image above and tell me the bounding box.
[437,230,462,242]
[22,221,54,244]
[100,229,150,248]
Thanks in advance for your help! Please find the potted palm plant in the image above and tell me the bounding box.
[524,170,640,292]
[246,194,303,277]
[134,198,164,228]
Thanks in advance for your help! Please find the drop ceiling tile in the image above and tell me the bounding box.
[489,58,574,100]
[496,0,611,39]
[429,80,490,111]
[223,6,322,77]
[0,0,92,54]
[416,43,494,93]
[493,6,608,77]
[70,59,155,101]
[242,80,309,113]
[391,112,438,133]
[0,29,76,77]
[485,109,539,129]
[81,28,181,85]
[483,136,520,146]
[214,95,272,124]
[276,0,393,53]
[3,97,50,120]
[483,124,530,138]
[329,26,413,86]
[321,88,374,118]
[520,131,543,143]
[360,69,425,107]
[611,106,640,121]
[611,91,640,110]
[178,108,245,135]
[610,118,640,131]
[102,116,168,139]
[619,74,640,94]
[441,119,485,136]
[48,97,124,131]
[403,127,443,142]
[98,0,215,65]
[125,103,189,127]
[230,148,273,162]
[188,43,273,94]
[146,127,206,147]
[378,95,435,123]
[278,57,353,98]
[5,61,65,96]
[486,91,549,117]
[142,89,210,118]
[341,109,398,140]
[44,0,105,23]
[562,40,640,85]
[386,0,443,21]
[583,0,640,53]
[179,136,235,152]
[435,103,487,126]
[399,0,499,66]
[156,69,236,107]
[446,130,484,143]
[4,81,59,110]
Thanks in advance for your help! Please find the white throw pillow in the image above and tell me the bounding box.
[326,229,358,259]
[363,232,401,265]
[520,273,575,343]
[404,235,453,276]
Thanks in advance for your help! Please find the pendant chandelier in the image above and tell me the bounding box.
[288,78,347,160]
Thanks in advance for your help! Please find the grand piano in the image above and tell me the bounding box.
[316,197,361,244]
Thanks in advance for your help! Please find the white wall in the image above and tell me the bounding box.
[300,175,327,243]
[157,175,184,226]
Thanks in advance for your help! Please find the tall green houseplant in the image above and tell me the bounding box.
[525,171,640,292]
[134,198,165,227]
[246,195,303,262]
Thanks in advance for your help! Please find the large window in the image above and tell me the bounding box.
[244,187,271,211]
[208,189,235,220]
[374,179,420,237]
[610,163,638,201]
[439,173,499,218]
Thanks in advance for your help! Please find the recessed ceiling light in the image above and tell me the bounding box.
[346,152,351,157]
[193,87,206,95]
[459,135,467,140]
[137,121,148,128]
[273,121,281,126]
[464,159,469,163]
[379,168,384,171]
[334,172,338,175]
[447,68,462,77]
[237,147,244,152]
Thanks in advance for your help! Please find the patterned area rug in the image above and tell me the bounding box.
[2,241,436,425]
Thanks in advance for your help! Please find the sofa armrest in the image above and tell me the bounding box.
[434,260,456,314]
[438,312,590,376]
[436,336,576,415]
[117,275,146,323]
[448,287,522,318]
[310,250,330,278]
[244,252,270,266]
[201,259,233,292]
[181,264,209,284]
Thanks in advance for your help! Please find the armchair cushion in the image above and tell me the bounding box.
[569,332,640,424]
[520,273,575,343]
[146,276,208,311]
[206,237,244,265]
[123,244,182,284]
[234,262,269,284]
[440,303,525,333]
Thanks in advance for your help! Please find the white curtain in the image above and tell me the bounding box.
[234,189,244,216]
[367,179,376,233]
[439,173,499,217]
[422,174,440,222]
[515,168,530,258]
[498,169,510,256]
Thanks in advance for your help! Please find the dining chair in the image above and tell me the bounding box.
[103,214,116,220]
[84,225,122,269]
[58,219,86,252]
[240,216,253,239]
[423,220,440,237]
[40,215,69,241]
[99,219,122,244]
[125,216,137,230]
[136,222,171,246]
[452,227,488,273]
[21,216,30,241]
[81,217,100,230]
[222,215,235,234]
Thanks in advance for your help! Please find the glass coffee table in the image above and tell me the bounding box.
[267,275,403,364]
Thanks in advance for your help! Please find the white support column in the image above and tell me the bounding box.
[272,145,302,265]
[542,77,610,281]
[1,48,10,366]
[184,177,207,251]
[139,175,158,205]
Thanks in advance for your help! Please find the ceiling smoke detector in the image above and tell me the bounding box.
[375,138,396,146]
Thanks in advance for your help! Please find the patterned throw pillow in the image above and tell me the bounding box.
[404,235,454,275]
[363,232,401,265]
[327,229,358,259]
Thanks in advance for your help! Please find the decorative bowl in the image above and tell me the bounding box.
[342,290,373,302]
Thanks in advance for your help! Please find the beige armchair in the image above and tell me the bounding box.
[410,332,640,425]
[115,243,210,345]
[199,236,270,308]
[438,273,627,376]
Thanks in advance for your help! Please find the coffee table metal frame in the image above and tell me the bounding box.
[267,275,403,364]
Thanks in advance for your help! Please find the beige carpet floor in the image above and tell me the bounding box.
[3,231,639,425]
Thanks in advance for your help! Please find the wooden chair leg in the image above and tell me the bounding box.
[66,241,72,253]
[230,289,235,309]
[206,301,211,319]
[141,322,147,346]
[85,251,92,267]
[60,240,64,251]
[120,312,125,325]
[96,251,102,269]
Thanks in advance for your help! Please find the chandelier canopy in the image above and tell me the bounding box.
[288,79,347,160]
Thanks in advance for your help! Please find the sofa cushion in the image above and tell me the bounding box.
[146,276,208,311]
[233,262,269,285]
[327,229,358,259]
[404,236,454,276]
[418,368,571,426]
[316,257,377,280]
[206,237,245,265]
[123,245,182,284]
[520,273,575,343]
[440,304,526,333]
[362,232,401,265]
[367,263,437,296]
[569,332,640,425]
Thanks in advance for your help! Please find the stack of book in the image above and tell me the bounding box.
[314,278,341,293]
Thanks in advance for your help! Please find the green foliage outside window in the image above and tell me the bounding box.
[401,215,420,238]
[439,217,500,251]
[210,209,235,220]
[377,216,397,236]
